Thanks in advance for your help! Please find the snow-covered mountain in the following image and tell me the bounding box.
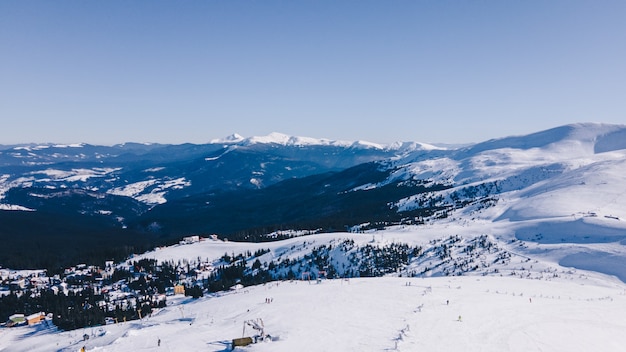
[1,123,626,273]
[4,121,626,352]
[384,124,626,226]
[0,132,426,207]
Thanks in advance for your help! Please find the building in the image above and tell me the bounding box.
[7,314,25,327]
[9,279,25,291]
[173,285,185,295]
[26,312,46,325]
[180,235,200,245]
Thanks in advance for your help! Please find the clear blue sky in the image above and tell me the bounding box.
[1,1,625,145]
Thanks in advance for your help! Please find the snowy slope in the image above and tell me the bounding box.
[2,123,626,276]
[4,219,626,351]
[2,271,625,351]
[3,123,624,234]
[372,124,626,284]
[388,123,626,240]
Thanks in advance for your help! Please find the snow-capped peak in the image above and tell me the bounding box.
[461,122,626,156]
[210,133,245,144]
[211,132,362,148]
[386,141,446,152]
[52,143,85,148]
[209,132,445,152]
[245,132,295,145]
[11,143,86,151]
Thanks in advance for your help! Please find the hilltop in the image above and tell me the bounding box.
[0,123,625,275]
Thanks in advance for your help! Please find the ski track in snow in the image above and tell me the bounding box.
[2,276,626,352]
[3,225,626,351]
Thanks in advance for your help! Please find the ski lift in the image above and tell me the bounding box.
[232,318,270,347]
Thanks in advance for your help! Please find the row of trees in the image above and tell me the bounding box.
[0,259,175,330]
[0,287,160,331]
[196,240,424,292]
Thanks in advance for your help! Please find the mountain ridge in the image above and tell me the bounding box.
[1,122,626,271]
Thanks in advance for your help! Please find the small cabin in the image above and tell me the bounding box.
[7,314,26,327]
[26,312,45,325]
[180,235,200,245]
[173,285,185,295]
[232,337,253,347]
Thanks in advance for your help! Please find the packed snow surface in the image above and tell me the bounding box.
[2,276,625,352]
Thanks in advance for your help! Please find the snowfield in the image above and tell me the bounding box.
[107,177,191,205]
[2,275,625,352]
[3,224,626,351]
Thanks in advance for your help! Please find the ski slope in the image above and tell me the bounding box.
[3,224,626,352]
[1,275,625,352]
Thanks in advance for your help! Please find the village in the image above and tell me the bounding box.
[0,235,216,331]
[1,232,506,334]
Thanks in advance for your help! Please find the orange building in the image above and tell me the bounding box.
[26,312,45,325]
[174,285,185,295]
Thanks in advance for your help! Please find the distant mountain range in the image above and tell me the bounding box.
[2,123,626,270]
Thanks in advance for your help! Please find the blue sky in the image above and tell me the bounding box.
[1,1,624,145]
